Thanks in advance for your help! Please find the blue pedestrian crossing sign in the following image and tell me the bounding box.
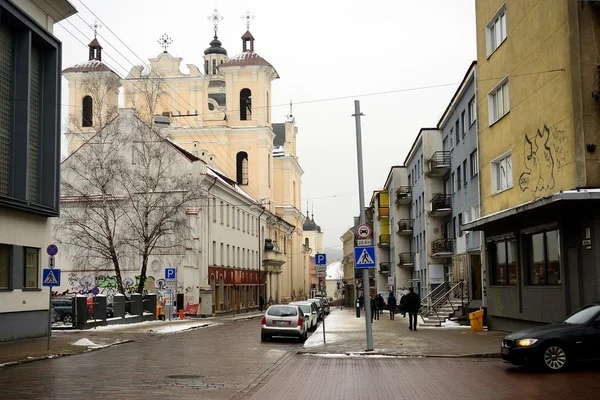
[42,269,61,287]
[354,246,376,268]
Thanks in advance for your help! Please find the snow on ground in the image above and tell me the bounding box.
[78,319,211,334]
[306,353,417,359]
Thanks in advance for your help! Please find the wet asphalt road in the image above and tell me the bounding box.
[1,318,599,400]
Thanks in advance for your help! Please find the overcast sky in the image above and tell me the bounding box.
[56,0,477,253]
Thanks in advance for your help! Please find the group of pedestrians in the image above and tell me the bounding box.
[362,287,421,331]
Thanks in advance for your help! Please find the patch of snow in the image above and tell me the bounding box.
[306,353,415,359]
[326,261,343,280]
[72,338,98,347]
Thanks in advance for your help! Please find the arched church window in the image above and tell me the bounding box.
[204,60,208,74]
[240,88,252,120]
[82,95,93,127]
[212,59,217,74]
[236,151,248,185]
[305,238,309,248]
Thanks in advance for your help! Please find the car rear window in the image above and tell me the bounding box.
[296,305,311,314]
[267,306,298,317]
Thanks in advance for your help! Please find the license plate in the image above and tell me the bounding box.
[501,347,509,355]
[275,321,289,326]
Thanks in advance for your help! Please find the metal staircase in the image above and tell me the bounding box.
[418,281,467,327]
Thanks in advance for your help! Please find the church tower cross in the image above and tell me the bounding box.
[89,19,102,38]
[241,10,255,30]
[208,9,224,38]
[157,33,173,53]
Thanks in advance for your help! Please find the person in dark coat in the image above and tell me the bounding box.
[387,293,397,320]
[370,296,378,322]
[376,294,384,316]
[259,295,265,312]
[359,295,364,310]
[404,287,421,331]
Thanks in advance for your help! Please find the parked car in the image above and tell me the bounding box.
[261,304,308,342]
[310,297,330,316]
[290,301,319,331]
[306,298,324,320]
[501,302,600,371]
[51,297,75,325]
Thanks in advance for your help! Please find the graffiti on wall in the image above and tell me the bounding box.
[58,273,157,300]
[518,125,566,194]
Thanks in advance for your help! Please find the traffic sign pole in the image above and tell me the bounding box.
[352,100,373,351]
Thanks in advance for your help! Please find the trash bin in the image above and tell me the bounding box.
[469,309,484,332]
[179,309,185,320]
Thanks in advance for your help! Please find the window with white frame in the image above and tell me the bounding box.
[469,97,477,125]
[486,4,507,56]
[470,150,478,178]
[491,152,513,193]
[488,78,510,125]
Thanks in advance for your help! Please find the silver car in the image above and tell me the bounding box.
[290,301,319,331]
[261,304,308,342]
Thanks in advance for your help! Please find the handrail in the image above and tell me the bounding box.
[419,281,468,322]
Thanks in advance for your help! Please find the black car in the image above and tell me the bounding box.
[51,297,75,325]
[501,303,600,371]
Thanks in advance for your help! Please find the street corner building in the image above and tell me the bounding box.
[0,0,77,342]
[463,0,600,331]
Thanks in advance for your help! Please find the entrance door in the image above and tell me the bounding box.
[470,253,482,301]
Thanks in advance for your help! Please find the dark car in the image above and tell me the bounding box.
[501,303,600,371]
[51,297,75,325]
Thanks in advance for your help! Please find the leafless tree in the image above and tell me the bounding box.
[124,71,167,125]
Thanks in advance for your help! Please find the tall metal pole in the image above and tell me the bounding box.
[352,100,373,351]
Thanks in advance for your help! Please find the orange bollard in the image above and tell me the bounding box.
[179,309,185,320]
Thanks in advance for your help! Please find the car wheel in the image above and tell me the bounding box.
[542,343,568,372]
[261,334,268,342]
[63,314,73,325]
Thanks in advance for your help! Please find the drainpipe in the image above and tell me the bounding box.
[289,225,296,300]
[206,176,218,288]
[257,205,266,305]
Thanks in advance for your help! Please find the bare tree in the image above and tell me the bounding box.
[124,71,167,125]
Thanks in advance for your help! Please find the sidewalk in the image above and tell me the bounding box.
[300,307,504,358]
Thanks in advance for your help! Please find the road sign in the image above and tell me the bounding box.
[356,239,372,246]
[165,268,177,280]
[315,253,327,265]
[388,276,394,286]
[46,244,58,256]
[354,246,376,268]
[48,256,55,268]
[356,224,371,239]
[42,269,61,286]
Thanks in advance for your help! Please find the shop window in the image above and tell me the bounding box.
[490,238,517,285]
[526,230,561,285]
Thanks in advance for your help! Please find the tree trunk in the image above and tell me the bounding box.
[111,252,126,297]
[137,252,149,294]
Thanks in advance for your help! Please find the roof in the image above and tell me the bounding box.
[462,188,600,231]
[219,51,279,77]
[437,61,477,129]
[303,212,321,232]
[272,123,286,147]
[206,166,259,205]
[63,59,114,73]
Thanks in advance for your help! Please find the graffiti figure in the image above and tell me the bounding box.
[519,125,556,194]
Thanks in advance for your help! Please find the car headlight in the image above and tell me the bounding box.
[515,338,538,347]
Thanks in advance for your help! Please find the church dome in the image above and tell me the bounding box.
[204,35,227,56]
[303,213,321,233]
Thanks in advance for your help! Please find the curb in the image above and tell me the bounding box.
[0,340,133,369]
[297,350,502,359]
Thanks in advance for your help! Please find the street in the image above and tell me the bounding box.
[1,317,599,400]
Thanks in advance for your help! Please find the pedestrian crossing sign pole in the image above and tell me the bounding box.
[44,245,60,351]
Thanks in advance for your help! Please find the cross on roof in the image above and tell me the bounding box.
[241,10,255,30]
[90,19,102,38]
[208,9,224,36]
[157,33,173,53]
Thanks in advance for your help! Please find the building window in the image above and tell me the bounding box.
[237,209,240,230]
[0,4,61,215]
[212,241,217,265]
[458,213,463,236]
[24,247,39,288]
[220,243,224,266]
[240,88,252,120]
[220,201,224,224]
[236,151,249,185]
[0,244,9,288]
[469,97,477,125]
[526,230,561,285]
[212,59,217,75]
[470,150,478,178]
[486,4,507,56]
[488,78,510,124]
[462,160,467,186]
[451,172,456,194]
[461,111,466,137]
[449,128,454,148]
[490,238,517,285]
[82,95,93,127]
[227,245,230,266]
[212,197,217,222]
[491,152,513,193]
[457,166,462,189]
[232,208,236,229]
[227,204,230,226]
[455,120,460,144]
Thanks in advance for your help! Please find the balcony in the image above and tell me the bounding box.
[379,262,391,275]
[431,238,454,258]
[378,234,390,247]
[397,219,413,236]
[398,252,414,267]
[263,238,285,269]
[427,151,451,177]
[430,194,452,217]
[395,186,412,205]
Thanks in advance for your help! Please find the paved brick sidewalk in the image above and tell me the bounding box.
[300,308,504,357]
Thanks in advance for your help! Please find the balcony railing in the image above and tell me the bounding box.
[378,234,391,247]
[431,238,454,258]
[430,194,452,216]
[397,219,413,235]
[379,262,391,274]
[398,252,414,267]
[427,151,451,177]
[395,186,412,205]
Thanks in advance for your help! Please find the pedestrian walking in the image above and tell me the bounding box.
[259,295,265,312]
[370,296,377,322]
[375,294,384,320]
[404,287,421,331]
[387,293,397,320]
